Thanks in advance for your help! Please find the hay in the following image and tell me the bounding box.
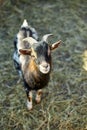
[0,0,87,129]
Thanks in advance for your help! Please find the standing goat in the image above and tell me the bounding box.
[19,35,61,110]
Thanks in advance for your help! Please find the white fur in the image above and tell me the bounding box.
[27,100,33,110]
[39,64,50,74]
[21,19,28,28]
[19,55,26,70]
[17,33,24,54]
[27,91,33,110]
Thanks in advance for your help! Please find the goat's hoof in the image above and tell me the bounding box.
[27,100,33,110]
[27,107,33,111]
[36,97,41,104]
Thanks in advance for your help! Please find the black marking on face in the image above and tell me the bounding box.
[32,41,51,65]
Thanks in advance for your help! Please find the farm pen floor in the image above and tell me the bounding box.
[0,0,87,130]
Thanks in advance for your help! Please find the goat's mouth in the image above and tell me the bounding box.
[39,64,50,74]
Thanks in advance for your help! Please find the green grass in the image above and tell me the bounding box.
[0,0,87,129]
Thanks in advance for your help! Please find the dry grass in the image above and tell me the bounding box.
[0,0,87,130]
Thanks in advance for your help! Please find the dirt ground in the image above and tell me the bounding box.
[0,0,87,130]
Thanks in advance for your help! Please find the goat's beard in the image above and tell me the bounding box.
[39,64,50,74]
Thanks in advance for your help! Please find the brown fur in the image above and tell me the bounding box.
[28,59,39,80]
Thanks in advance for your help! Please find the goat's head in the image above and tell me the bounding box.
[19,34,61,74]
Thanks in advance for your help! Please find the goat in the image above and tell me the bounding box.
[13,19,38,77]
[19,35,61,110]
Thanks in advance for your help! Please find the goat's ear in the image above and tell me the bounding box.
[50,40,61,50]
[19,49,32,55]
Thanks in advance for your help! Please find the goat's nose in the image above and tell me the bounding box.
[42,62,48,68]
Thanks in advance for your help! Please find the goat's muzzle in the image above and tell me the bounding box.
[39,61,50,74]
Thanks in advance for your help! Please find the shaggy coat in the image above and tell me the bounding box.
[13,19,61,110]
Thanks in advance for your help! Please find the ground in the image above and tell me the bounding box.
[0,0,87,130]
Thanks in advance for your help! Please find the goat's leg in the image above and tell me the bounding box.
[36,89,42,103]
[27,91,33,110]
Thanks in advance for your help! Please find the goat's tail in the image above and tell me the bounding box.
[21,19,29,28]
[19,19,32,38]
[18,19,38,40]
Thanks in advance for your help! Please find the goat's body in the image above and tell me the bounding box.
[13,19,61,110]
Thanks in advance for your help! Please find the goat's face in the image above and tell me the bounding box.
[19,34,61,74]
[32,41,51,74]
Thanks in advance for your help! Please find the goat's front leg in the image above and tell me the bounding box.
[36,89,42,104]
[27,91,33,110]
